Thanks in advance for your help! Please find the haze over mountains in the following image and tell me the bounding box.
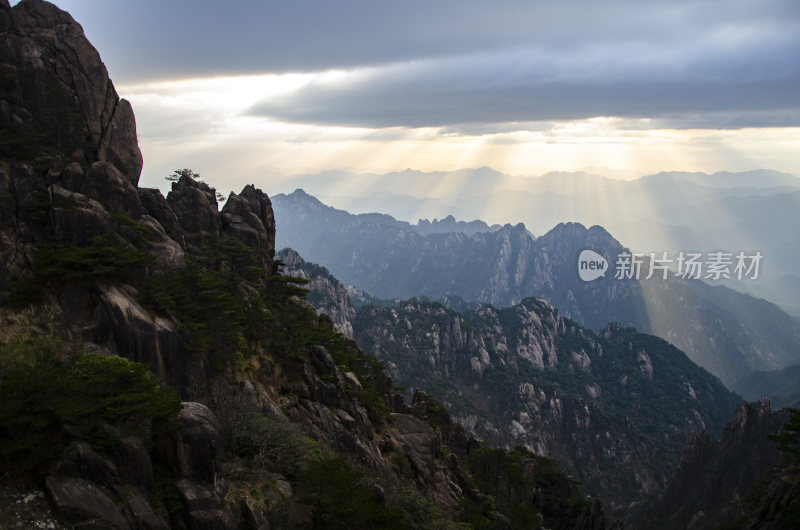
[278,167,800,316]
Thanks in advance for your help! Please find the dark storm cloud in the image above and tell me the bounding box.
[50,0,800,128]
[248,38,800,127]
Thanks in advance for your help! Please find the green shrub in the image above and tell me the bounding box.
[3,233,154,308]
[230,413,321,479]
[0,346,181,475]
[390,488,447,529]
[296,456,405,529]
[35,233,153,284]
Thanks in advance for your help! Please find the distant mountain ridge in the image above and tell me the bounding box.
[277,167,800,315]
[272,190,800,386]
[733,364,800,409]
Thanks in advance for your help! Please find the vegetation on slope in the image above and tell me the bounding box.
[0,221,608,528]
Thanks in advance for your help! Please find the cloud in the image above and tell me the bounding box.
[52,0,800,81]
[247,38,800,128]
[47,0,800,129]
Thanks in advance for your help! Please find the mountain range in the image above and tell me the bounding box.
[273,189,800,387]
[278,250,741,507]
[275,167,800,317]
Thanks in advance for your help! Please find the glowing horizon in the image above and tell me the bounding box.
[120,73,800,202]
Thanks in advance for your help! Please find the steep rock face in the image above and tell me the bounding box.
[166,174,221,253]
[0,0,174,289]
[631,400,792,530]
[277,248,356,336]
[221,184,276,272]
[0,0,142,181]
[94,284,186,385]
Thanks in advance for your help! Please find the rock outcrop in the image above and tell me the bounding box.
[41,401,225,530]
[0,0,142,181]
[222,185,276,272]
[277,248,356,336]
[166,175,221,253]
[0,0,182,288]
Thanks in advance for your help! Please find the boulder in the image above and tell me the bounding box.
[111,436,155,489]
[57,161,85,191]
[79,161,143,219]
[45,475,131,530]
[123,488,170,530]
[136,214,186,269]
[175,478,221,512]
[139,188,180,237]
[49,185,115,245]
[173,402,224,483]
[51,441,118,488]
[310,345,337,376]
[175,479,237,530]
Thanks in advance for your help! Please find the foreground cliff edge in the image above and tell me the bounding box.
[0,1,618,528]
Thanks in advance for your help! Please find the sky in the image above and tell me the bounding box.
[33,0,800,196]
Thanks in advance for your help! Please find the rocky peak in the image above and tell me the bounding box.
[0,0,141,182]
[0,0,152,286]
[277,248,355,336]
[221,184,276,271]
[722,398,772,444]
[287,187,328,210]
[166,174,221,252]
